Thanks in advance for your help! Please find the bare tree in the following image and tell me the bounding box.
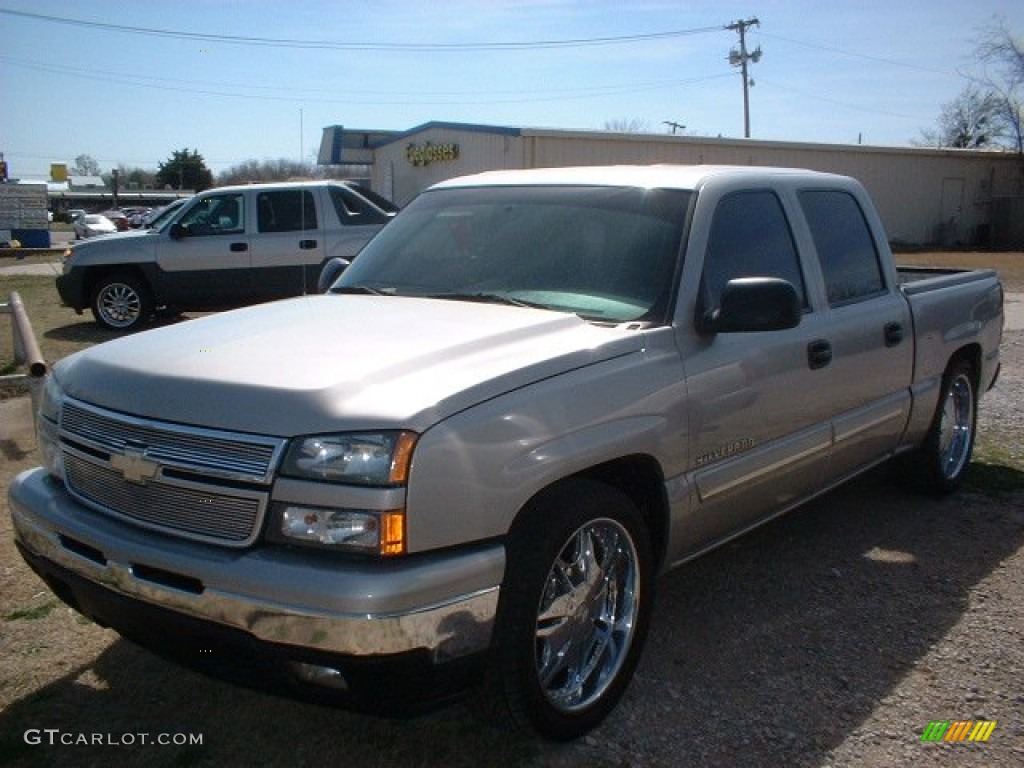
[973,18,1024,153]
[217,158,370,186]
[916,85,1003,148]
[603,118,654,133]
[217,158,313,186]
[71,154,101,176]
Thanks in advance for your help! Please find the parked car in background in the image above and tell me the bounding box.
[100,210,131,231]
[122,207,153,228]
[73,214,117,239]
[57,180,397,330]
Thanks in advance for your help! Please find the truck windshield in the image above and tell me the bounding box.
[333,185,690,324]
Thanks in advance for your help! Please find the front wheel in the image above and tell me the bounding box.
[90,273,152,332]
[904,359,978,494]
[477,479,653,740]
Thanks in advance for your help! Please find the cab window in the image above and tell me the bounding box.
[177,193,245,236]
[702,190,807,308]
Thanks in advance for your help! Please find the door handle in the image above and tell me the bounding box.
[884,322,904,347]
[230,242,248,252]
[299,239,318,250]
[807,339,832,370]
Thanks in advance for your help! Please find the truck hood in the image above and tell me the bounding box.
[55,296,643,436]
[69,228,158,263]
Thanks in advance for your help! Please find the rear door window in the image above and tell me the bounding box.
[799,190,886,305]
[256,190,317,233]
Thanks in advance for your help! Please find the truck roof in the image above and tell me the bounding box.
[201,179,365,195]
[431,164,852,191]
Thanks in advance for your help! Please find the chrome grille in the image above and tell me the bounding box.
[64,453,265,545]
[61,400,282,483]
[58,398,286,547]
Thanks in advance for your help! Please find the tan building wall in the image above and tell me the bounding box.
[367,123,1024,247]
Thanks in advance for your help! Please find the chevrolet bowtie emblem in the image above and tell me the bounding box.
[110,446,160,485]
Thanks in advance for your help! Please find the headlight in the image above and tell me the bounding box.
[271,505,405,555]
[281,431,417,486]
[37,375,64,479]
[62,248,74,274]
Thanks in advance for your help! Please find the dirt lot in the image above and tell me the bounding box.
[1,253,1022,766]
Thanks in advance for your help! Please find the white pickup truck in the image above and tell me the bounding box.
[10,165,1003,740]
[55,180,397,331]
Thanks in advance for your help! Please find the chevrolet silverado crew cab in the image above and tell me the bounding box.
[11,166,1003,740]
[55,179,397,331]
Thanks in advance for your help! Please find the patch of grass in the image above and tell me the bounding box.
[0,250,65,266]
[0,274,117,377]
[4,600,58,622]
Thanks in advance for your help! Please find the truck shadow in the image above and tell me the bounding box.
[2,467,1022,767]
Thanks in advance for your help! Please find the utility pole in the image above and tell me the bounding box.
[726,17,761,138]
[663,121,686,135]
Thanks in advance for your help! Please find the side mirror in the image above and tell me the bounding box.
[317,258,350,293]
[698,277,801,334]
[169,223,185,240]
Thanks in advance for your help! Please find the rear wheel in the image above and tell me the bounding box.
[91,272,152,332]
[904,359,977,494]
[477,479,653,740]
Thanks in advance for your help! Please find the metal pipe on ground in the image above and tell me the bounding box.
[2,291,47,378]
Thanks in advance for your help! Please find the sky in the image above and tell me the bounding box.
[1,0,1022,180]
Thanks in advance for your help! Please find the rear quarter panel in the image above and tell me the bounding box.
[900,269,1003,445]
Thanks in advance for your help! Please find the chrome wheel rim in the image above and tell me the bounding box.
[938,373,974,480]
[97,283,142,328]
[534,518,640,713]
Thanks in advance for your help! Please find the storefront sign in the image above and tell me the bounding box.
[406,142,459,166]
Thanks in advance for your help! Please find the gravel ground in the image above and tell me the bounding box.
[1,335,1021,767]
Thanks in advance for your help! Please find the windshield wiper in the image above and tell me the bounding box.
[331,284,391,296]
[425,292,552,310]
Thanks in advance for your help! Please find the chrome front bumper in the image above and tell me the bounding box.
[9,468,503,664]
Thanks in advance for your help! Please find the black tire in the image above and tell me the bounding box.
[90,272,152,332]
[903,359,978,494]
[477,479,654,740]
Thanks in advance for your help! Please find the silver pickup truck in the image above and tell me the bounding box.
[10,165,1003,740]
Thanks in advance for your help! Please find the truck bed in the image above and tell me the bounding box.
[896,265,1000,295]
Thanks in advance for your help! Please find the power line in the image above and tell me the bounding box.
[0,8,721,51]
[0,54,733,106]
[760,31,955,76]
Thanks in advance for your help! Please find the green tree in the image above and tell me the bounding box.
[118,165,158,189]
[156,148,214,191]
